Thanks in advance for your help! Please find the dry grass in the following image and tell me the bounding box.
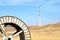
[0,23,60,40]
[29,23,60,40]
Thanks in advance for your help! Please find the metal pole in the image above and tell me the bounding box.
[38,6,40,26]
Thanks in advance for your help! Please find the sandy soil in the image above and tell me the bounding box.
[0,23,60,40]
[29,23,60,40]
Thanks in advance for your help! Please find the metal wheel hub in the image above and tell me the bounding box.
[3,35,13,40]
[0,16,31,40]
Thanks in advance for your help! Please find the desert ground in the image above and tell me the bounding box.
[0,23,60,40]
[29,23,60,40]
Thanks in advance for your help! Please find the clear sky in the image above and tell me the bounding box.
[0,0,60,26]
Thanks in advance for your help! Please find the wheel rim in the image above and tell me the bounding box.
[0,16,31,40]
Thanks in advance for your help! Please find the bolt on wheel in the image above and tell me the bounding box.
[0,16,31,40]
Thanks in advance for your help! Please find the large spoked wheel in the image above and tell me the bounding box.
[0,16,31,40]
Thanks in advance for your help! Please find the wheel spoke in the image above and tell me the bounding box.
[0,16,31,40]
[0,24,7,36]
[13,30,23,37]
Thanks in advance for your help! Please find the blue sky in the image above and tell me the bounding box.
[0,0,60,26]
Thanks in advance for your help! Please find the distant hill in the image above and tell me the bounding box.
[29,23,60,40]
[0,23,60,40]
[29,23,60,29]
